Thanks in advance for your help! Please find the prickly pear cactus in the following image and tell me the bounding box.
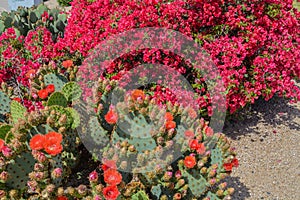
[132,190,150,200]
[0,124,13,142]
[61,82,82,102]
[44,73,68,91]
[47,92,68,107]
[10,101,26,123]
[206,191,222,200]
[151,185,161,199]
[6,151,35,190]
[183,170,209,197]
[0,91,11,114]
[211,147,224,173]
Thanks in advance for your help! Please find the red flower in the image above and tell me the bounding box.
[44,140,63,156]
[102,185,120,200]
[104,169,122,185]
[131,89,145,101]
[57,196,68,200]
[62,60,73,68]
[105,109,118,125]
[38,89,49,99]
[231,158,239,167]
[29,134,45,150]
[46,84,55,94]
[184,156,196,169]
[13,97,21,102]
[45,132,63,143]
[102,160,117,171]
[166,121,176,130]
[165,112,173,121]
[0,139,5,151]
[189,139,199,151]
[223,163,233,172]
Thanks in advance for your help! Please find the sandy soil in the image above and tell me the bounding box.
[41,1,300,199]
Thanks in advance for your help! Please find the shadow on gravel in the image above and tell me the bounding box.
[223,96,300,139]
[225,176,251,200]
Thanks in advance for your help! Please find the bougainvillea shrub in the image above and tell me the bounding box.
[57,0,300,114]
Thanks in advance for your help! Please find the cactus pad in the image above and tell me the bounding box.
[47,92,68,107]
[65,108,80,129]
[132,190,150,200]
[206,191,222,200]
[183,170,209,197]
[6,151,35,190]
[0,91,11,114]
[211,147,223,173]
[44,73,68,91]
[10,101,26,123]
[0,124,12,142]
[89,116,109,146]
[61,82,82,102]
[151,185,161,199]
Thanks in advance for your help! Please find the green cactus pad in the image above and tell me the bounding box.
[36,4,48,19]
[65,108,80,129]
[30,124,55,135]
[47,92,68,107]
[211,147,223,173]
[44,73,68,91]
[6,151,35,190]
[89,116,110,146]
[61,82,82,102]
[0,124,12,142]
[183,170,209,197]
[151,185,161,199]
[10,101,26,123]
[132,190,150,200]
[0,91,11,114]
[49,106,74,129]
[118,113,156,152]
[206,191,221,200]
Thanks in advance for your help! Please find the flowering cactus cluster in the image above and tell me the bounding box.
[0,0,299,199]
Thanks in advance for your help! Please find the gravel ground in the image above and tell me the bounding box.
[34,1,300,199]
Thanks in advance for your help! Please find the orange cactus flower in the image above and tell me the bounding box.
[104,169,122,185]
[44,140,63,156]
[102,185,120,200]
[165,112,173,121]
[105,109,118,125]
[46,84,55,94]
[184,155,196,169]
[38,89,49,99]
[57,196,68,200]
[166,121,176,130]
[29,134,45,150]
[45,132,63,143]
[102,160,117,171]
[0,139,5,151]
[131,89,145,101]
[62,60,73,68]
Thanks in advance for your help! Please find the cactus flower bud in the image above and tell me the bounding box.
[173,193,182,199]
[175,170,182,179]
[95,184,104,193]
[0,157,5,169]
[175,179,185,189]
[77,185,87,196]
[0,171,8,181]
[226,187,235,195]
[0,190,6,198]
[58,126,66,133]
[9,189,18,198]
[67,187,75,195]
[2,146,13,158]
[163,171,173,181]
[46,184,55,193]
[200,167,207,174]
[208,169,217,178]
[27,180,38,192]
[216,189,224,197]
[51,168,63,179]
[34,163,44,171]
[219,182,227,190]
[209,178,217,186]
[89,171,98,183]
[57,187,64,196]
